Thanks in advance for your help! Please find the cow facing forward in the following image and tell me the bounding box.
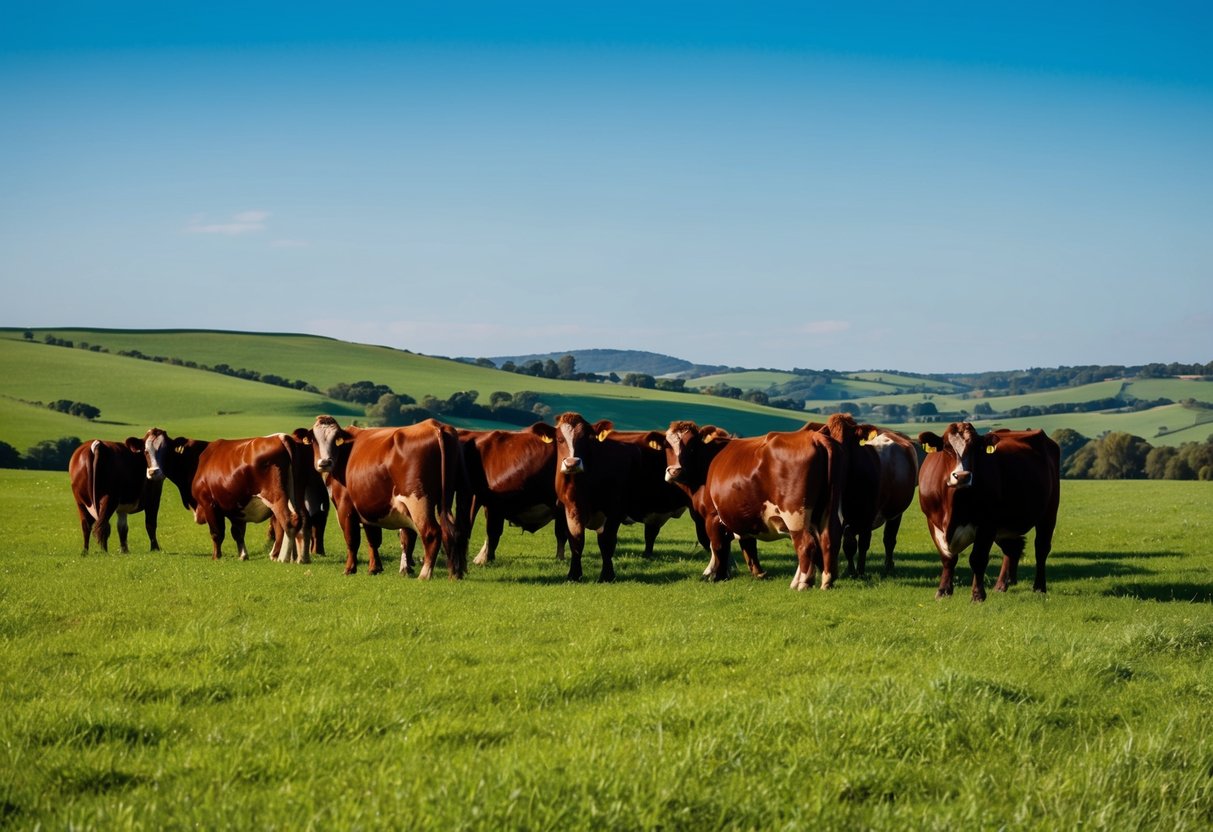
[143,429,306,562]
[69,438,165,554]
[918,423,1060,601]
[303,416,468,579]
[665,420,845,589]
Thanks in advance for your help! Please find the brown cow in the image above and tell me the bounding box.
[69,438,165,554]
[918,423,1060,601]
[458,424,568,565]
[539,412,647,583]
[302,416,468,579]
[610,430,708,557]
[664,420,845,589]
[268,463,329,559]
[142,429,306,562]
[808,414,918,577]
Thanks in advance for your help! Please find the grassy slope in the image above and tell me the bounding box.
[0,473,1210,829]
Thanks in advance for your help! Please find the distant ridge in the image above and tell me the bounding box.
[479,349,729,378]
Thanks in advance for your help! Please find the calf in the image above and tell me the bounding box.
[143,429,306,562]
[665,420,845,589]
[808,414,918,577]
[458,424,568,565]
[69,438,165,553]
[302,416,469,579]
[918,423,1060,601]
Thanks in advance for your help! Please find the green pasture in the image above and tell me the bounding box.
[1,472,1210,830]
[975,403,1213,446]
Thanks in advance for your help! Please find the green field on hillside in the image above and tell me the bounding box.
[1,472,1210,829]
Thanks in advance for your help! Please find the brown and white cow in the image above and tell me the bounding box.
[301,416,469,579]
[69,438,165,554]
[458,424,568,565]
[918,423,1060,601]
[664,420,845,589]
[143,429,306,562]
[808,414,918,577]
[538,412,648,583]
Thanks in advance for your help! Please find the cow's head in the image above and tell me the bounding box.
[664,421,729,487]
[919,422,996,489]
[142,427,187,482]
[309,415,352,473]
[554,412,613,477]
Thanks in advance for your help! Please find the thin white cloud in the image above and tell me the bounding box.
[185,210,269,235]
[799,320,851,335]
[270,239,310,249]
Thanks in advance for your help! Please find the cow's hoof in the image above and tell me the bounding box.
[935,588,952,600]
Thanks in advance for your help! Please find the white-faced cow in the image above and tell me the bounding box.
[918,423,1060,601]
[301,416,468,579]
[69,438,165,554]
[664,420,846,589]
[808,414,919,577]
[142,428,306,563]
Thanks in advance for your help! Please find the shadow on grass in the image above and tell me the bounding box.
[1101,583,1213,603]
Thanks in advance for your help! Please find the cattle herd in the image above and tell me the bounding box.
[69,412,1061,601]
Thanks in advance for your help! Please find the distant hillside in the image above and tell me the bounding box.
[480,349,727,378]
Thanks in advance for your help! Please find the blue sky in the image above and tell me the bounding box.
[2,2,1210,373]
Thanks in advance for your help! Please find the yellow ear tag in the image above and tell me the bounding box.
[540,435,553,444]
[986,445,995,454]
[303,437,311,445]
[335,437,345,446]
[648,439,662,450]
[868,429,878,442]
[597,430,611,442]
[175,446,184,454]
[923,445,934,454]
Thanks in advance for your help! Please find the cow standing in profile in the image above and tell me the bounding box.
[918,423,1060,601]
[142,428,307,563]
[808,414,918,577]
[69,438,165,554]
[664,420,845,589]
[301,416,468,579]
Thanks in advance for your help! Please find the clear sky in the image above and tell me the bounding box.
[2,2,1210,373]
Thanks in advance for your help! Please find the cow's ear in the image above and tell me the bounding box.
[529,422,556,444]
[593,420,614,442]
[858,425,879,446]
[919,432,942,453]
[984,434,1000,455]
[643,430,665,451]
[292,428,312,445]
[124,437,143,452]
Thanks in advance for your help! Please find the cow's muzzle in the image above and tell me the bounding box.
[561,457,584,475]
[316,458,334,473]
[948,470,972,488]
[665,465,682,483]
[147,467,164,482]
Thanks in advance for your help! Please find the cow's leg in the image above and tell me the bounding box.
[293,512,310,565]
[94,498,113,553]
[855,526,873,578]
[931,524,956,599]
[230,519,251,561]
[739,537,765,578]
[565,512,585,582]
[843,526,858,577]
[1033,518,1056,594]
[116,512,131,554]
[704,517,732,582]
[474,510,505,566]
[692,512,711,553]
[553,511,569,561]
[969,529,996,602]
[597,521,620,583]
[642,521,660,558]
[365,525,384,575]
[398,528,416,576]
[310,509,327,557]
[790,528,821,591]
[77,504,94,554]
[416,522,442,581]
[201,507,225,560]
[882,514,903,575]
[267,518,284,561]
[994,536,1025,592]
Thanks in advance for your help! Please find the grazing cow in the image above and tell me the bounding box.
[69,438,165,554]
[918,423,1060,601]
[539,412,649,582]
[807,414,918,577]
[301,416,468,579]
[664,420,845,589]
[142,429,306,562]
[458,424,568,565]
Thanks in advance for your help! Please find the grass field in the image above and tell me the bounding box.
[1,472,1210,829]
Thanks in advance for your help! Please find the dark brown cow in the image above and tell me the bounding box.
[458,424,568,565]
[610,430,708,557]
[664,420,845,589]
[918,423,1060,601]
[268,464,329,559]
[808,414,918,577]
[69,438,165,553]
[143,429,306,562]
[302,416,468,579]
[538,412,648,583]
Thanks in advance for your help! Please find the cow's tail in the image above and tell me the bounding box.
[86,440,102,523]
[276,434,306,562]
[813,433,847,588]
[437,424,468,578]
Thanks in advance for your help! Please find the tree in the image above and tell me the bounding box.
[557,354,577,379]
[24,437,81,471]
[743,390,770,405]
[838,401,862,417]
[366,393,407,426]
[1062,442,1097,479]
[911,401,938,418]
[623,373,657,389]
[1091,432,1151,480]
[1145,446,1177,480]
[489,391,513,408]
[972,402,994,415]
[475,357,496,368]
[22,330,33,341]
[0,440,22,468]
[1050,428,1090,465]
[68,402,101,420]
